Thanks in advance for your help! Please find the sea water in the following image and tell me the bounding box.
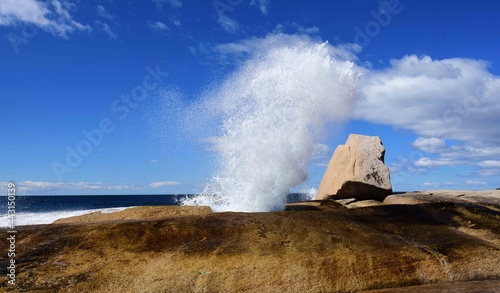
[182,35,358,212]
[0,195,177,227]
[0,193,312,226]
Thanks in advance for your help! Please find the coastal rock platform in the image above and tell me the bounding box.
[1,191,499,292]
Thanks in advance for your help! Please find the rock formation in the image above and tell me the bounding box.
[54,206,212,224]
[383,190,500,207]
[4,201,499,292]
[315,134,392,201]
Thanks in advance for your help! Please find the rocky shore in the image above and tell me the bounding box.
[1,190,499,292]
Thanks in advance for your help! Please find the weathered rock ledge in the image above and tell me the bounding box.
[53,205,213,224]
[331,189,500,211]
[1,191,499,292]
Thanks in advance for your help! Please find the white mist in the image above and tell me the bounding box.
[182,36,359,212]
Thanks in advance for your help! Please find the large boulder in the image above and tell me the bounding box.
[315,134,392,201]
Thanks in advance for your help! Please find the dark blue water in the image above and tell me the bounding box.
[1,193,308,214]
[0,194,180,214]
[0,194,309,226]
[0,195,183,226]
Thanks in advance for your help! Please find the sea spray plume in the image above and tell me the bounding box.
[182,37,359,212]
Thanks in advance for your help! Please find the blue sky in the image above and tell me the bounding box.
[1,0,499,195]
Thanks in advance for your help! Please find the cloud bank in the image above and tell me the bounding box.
[0,181,182,195]
[356,55,500,177]
[0,0,89,37]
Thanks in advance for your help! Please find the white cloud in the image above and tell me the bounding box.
[312,162,329,167]
[148,20,169,31]
[0,0,50,26]
[94,5,118,38]
[171,19,181,27]
[327,43,361,61]
[150,159,159,163]
[213,36,266,56]
[96,5,114,20]
[0,181,182,194]
[414,157,464,167]
[476,169,500,177]
[0,0,90,37]
[412,137,446,153]
[387,163,401,172]
[189,43,211,56]
[272,22,320,36]
[444,145,500,159]
[0,181,134,194]
[153,0,182,8]
[298,26,319,35]
[217,14,239,33]
[312,143,330,158]
[149,181,181,188]
[95,20,116,38]
[356,55,500,140]
[212,33,359,64]
[250,0,270,15]
[465,180,488,185]
[422,182,439,187]
[477,160,500,168]
[310,143,331,168]
[195,25,349,62]
[356,54,500,176]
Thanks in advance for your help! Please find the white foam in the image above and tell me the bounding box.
[0,207,130,227]
[182,36,358,212]
[300,187,318,201]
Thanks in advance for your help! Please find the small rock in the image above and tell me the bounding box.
[345,200,384,209]
[383,195,429,205]
[336,198,358,206]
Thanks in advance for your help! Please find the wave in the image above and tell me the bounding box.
[0,207,131,227]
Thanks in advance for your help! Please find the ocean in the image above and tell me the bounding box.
[0,193,311,227]
[0,194,180,227]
